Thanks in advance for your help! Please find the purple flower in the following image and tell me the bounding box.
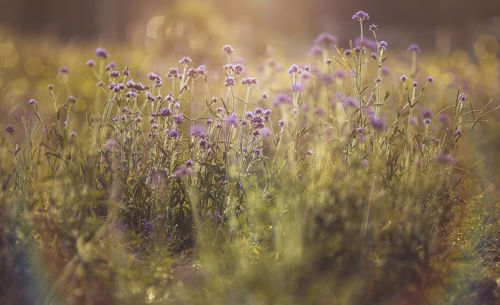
[167,67,179,78]
[400,74,408,82]
[374,77,382,83]
[412,81,419,87]
[135,116,143,122]
[368,24,378,32]
[314,32,338,48]
[438,113,450,125]
[86,60,96,67]
[222,44,234,54]
[407,44,422,53]
[169,129,179,137]
[378,41,388,49]
[288,64,299,74]
[352,10,370,21]
[382,66,391,75]
[174,166,194,178]
[420,108,432,118]
[110,70,120,77]
[458,93,467,101]
[427,76,434,83]
[160,107,172,117]
[173,114,184,124]
[190,125,207,138]
[310,45,323,56]
[369,116,387,131]
[344,49,352,56]
[354,37,377,50]
[271,93,292,107]
[225,113,239,127]
[224,76,235,87]
[96,47,109,59]
[259,127,271,137]
[179,56,192,65]
[423,118,432,125]
[67,96,77,103]
[59,66,69,74]
[148,72,159,81]
[28,98,36,105]
[435,153,456,165]
[5,125,15,134]
[106,139,117,150]
[343,96,359,108]
[306,149,313,156]
[241,77,258,85]
[69,131,77,137]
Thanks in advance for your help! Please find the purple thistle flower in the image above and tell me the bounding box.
[222,44,234,54]
[148,72,159,81]
[206,119,213,125]
[288,64,299,74]
[407,44,422,53]
[369,116,387,131]
[106,139,117,150]
[59,66,69,74]
[173,113,184,124]
[105,62,116,71]
[352,10,370,21]
[169,129,179,137]
[167,67,179,78]
[310,45,323,56]
[190,125,207,138]
[241,77,259,85]
[314,32,338,48]
[225,113,239,127]
[455,129,463,135]
[179,56,192,65]
[412,81,419,87]
[400,74,408,82]
[174,166,194,178]
[224,76,235,87]
[5,125,15,134]
[96,47,109,59]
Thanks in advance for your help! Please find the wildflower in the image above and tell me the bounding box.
[106,139,117,150]
[174,166,194,178]
[135,116,142,122]
[195,64,207,75]
[368,24,378,32]
[355,37,377,50]
[344,49,352,56]
[96,47,109,58]
[352,10,370,21]
[424,118,432,125]
[69,131,77,137]
[371,53,377,60]
[272,94,291,107]
[185,159,194,167]
[412,81,419,87]
[110,71,120,77]
[435,153,456,165]
[224,76,235,87]
[59,66,69,74]
[222,44,234,54]
[343,96,359,108]
[382,66,391,75]
[378,41,388,49]
[420,108,432,118]
[407,44,422,53]
[314,32,338,48]
[374,77,382,83]
[438,114,450,125]
[278,119,285,127]
[173,113,184,124]
[369,116,387,130]
[105,62,116,71]
[160,107,172,117]
[455,129,463,135]
[409,117,418,126]
[126,91,137,98]
[47,84,54,90]
[147,72,159,81]
[307,149,313,155]
[206,119,213,125]
[5,125,15,134]
[67,96,77,103]
[28,98,36,105]
[458,93,467,101]
[310,45,323,56]
[292,83,304,92]
[226,113,239,127]
[288,64,299,74]
[179,56,192,65]
[262,93,269,99]
[168,129,179,137]
[167,67,179,78]
[258,127,271,137]
[123,67,130,76]
[241,77,258,85]
[427,76,434,83]
[400,74,408,82]
[86,60,96,67]
[190,125,207,138]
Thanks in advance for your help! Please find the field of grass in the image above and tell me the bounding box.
[0,8,499,305]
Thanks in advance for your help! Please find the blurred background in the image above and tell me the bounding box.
[1,0,499,54]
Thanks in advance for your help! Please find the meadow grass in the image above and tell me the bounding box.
[0,9,499,305]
